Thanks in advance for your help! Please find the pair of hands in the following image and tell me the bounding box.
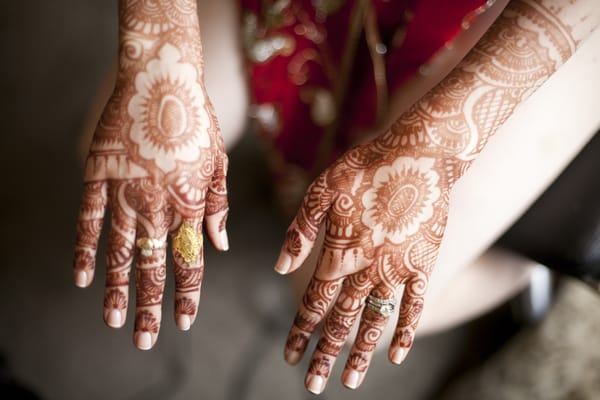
[74,13,450,394]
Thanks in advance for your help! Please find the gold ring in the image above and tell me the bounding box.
[136,238,167,257]
[173,221,203,264]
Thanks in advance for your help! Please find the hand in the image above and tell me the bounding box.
[73,1,229,350]
[274,138,450,393]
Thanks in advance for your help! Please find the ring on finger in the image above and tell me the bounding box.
[135,237,167,257]
[173,221,203,264]
[366,295,397,318]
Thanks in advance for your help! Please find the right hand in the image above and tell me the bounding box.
[73,0,229,350]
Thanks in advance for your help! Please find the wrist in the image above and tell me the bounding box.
[118,0,200,38]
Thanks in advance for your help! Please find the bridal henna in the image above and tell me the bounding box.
[73,0,229,350]
[276,0,597,394]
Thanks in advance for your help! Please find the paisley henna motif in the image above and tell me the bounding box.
[278,0,594,394]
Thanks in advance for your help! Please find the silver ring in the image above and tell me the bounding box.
[136,238,167,257]
[366,295,397,318]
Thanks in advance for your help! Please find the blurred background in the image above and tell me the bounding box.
[1,1,599,399]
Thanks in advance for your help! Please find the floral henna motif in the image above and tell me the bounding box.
[308,357,331,378]
[361,157,441,246]
[280,0,593,393]
[286,334,309,353]
[136,310,160,334]
[175,297,196,316]
[74,0,228,349]
[105,289,128,311]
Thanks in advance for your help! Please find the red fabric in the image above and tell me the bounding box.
[242,0,488,175]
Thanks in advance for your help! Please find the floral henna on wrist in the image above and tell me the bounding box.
[74,0,228,348]
[278,0,591,394]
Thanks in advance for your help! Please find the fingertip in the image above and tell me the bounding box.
[204,212,229,251]
[105,309,124,329]
[274,252,292,275]
[305,374,325,395]
[74,270,90,288]
[284,348,302,365]
[218,229,229,251]
[135,331,153,351]
[342,369,361,390]
[390,347,408,365]
[176,314,191,331]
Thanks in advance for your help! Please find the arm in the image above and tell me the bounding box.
[73,0,229,350]
[275,0,600,394]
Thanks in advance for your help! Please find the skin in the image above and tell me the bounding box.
[74,0,229,350]
[274,0,599,394]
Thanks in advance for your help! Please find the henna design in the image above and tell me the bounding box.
[308,357,331,378]
[280,0,593,392]
[104,288,128,311]
[345,353,368,373]
[135,310,160,334]
[285,229,302,257]
[135,263,167,306]
[286,334,309,353]
[175,297,196,315]
[174,267,203,292]
[74,182,107,275]
[75,0,227,348]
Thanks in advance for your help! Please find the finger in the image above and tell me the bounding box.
[304,277,369,395]
[205,153,229,251]
[103,182,136,329]
[342,285,395,390]
[389,273,428,365]
[171,217,204,331]
[133,221,169,351]
[274,172,332,275]
[284,276,343,365]
[74,181,107,288]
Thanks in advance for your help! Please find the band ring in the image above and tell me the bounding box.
[135,238,167,257]
[366,295,397,318]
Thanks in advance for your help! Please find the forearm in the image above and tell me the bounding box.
[117,0,203,72]
[377,0,599,187]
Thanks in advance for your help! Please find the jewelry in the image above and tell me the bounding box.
[172,221,203,264]
[365,295,397,318]
[136,238,167,257]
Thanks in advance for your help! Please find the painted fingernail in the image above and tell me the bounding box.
[177,314,191,331]
[75,271,88,288]
[343,370,360,390]
[391,348,407,365]
[306,375,325,395]
[274,253,292,275]
[285,349,302,365]
[107,309,122,328]
[136,332,153,350]
[219,230,229,251]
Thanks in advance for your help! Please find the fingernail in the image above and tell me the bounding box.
[274,253,292,275]
[391,348,407,364]
[343,370,360,389]
[136,332,153,350]
[107,309,122,328]
[75,271,88,288]
[177,314,191,331]
[219,230,229,251]
[285,349,301,365]
[306,375,325,395]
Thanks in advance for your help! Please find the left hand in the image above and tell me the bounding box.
[274,139,451,393]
